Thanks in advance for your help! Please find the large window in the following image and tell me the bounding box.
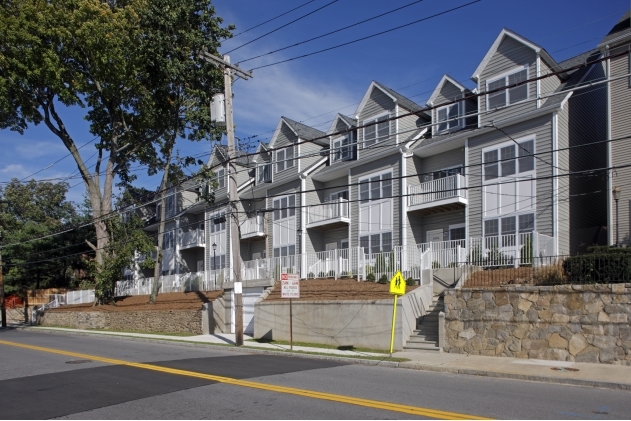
[358,171,393,254]
[276,146,295,173]
[487,66,529,109]
[215,168,225,190]
[273,195,296,257]
[257,163,271,183]
[332,133,355,162]
[209,211,227,270]
[484,213,535,239]
[161,230,174,250]
[484,140,535,181]
[363,114,389,147]
[436,103,461,133]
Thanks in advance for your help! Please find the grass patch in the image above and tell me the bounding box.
[248,338,391,355]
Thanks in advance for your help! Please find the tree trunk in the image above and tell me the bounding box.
[149,144,174,304]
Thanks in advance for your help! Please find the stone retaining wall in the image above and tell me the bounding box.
[443,283,631,365]
[40,309,203,335]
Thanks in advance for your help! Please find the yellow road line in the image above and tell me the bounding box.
[0,339,490,420]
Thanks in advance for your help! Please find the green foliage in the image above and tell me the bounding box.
[366,273,376,282]
[563,254,631,284]
[378,274,388,284]
[405,277,416,286]
[0,180,93,294]
[520,236,533,262]
[432,260,441,269]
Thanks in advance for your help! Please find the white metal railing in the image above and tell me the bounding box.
[137,250,157,263]
[408,174,466,207]
[242,214,265,237]
[115,270,226,297]
[180,229,205,248]
[306,198,349,225]
[468,232,539,267]
[66,290,95,305]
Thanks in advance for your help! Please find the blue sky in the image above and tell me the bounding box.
[0,0,627,204]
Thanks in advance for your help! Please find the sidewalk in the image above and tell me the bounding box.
[12,325,631,391]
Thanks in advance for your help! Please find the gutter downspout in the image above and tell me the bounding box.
[552,113,559,255]
[606,46,613,245]
[536,53,541,108]
[175,216,180,286]
[300,174,307,278]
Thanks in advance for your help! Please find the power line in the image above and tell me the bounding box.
[236,0,425,65]
[230,0,318,39]
[249,0,482,71]
[224,0,340,54]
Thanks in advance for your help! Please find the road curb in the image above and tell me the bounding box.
[14,327,631,391]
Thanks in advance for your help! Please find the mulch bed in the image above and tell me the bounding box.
[47,291,223,312]
[264,278,418,302]
[464,267,537,288]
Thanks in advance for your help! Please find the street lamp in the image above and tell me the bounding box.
[613,186,621,246]
[212,242,217,286]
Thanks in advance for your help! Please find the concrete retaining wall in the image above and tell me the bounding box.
[443,283,631,364]
[254,285,433,351]
[40,309,203,335]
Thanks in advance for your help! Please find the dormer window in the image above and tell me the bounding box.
[363,114,389,147]
[487,66,528,109]
[216,168,225,189]
[276,146,295,173]
[332,133,355,162]
[257,162,272,183]
[436,103,461,133]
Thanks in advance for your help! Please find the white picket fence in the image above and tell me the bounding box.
[114,270,226,297]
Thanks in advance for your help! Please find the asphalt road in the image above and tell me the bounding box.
[1,329,630,420]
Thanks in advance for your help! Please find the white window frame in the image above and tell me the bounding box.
[358,170,393,252]
[272,194,297,257]
[331,132,355,162]
[275,145,295,174]
[329,190,348,201]
[486,64,529,110]
[209,210,227,270]
[257,162,272,183]
[362,112,390,149]
[483,213,536,236]
[435,102,462,134]
[448,223,466,241]
[216,168,225,190]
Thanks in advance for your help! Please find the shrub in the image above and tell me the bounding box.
[307,272,315,278]
[318,271,326,278]
[405,277,417,286]
[532,261,566,285]
[563,254,631,284]
[378,274,388,284]
[328,270,335,277]
[366,273,376,282]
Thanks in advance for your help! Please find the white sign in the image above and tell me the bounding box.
[234,281,242,294]
[281,274,300,299]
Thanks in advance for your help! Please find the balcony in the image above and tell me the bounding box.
[408,174,467,213]
[241,214,266,239]
[306,198,350,229]
[180,228,205,250]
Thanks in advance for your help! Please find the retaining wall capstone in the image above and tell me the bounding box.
[443,283,631,364]
[40,309,203,335]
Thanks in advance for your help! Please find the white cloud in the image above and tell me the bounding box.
[0,164,30,179]
[14,141,67,158]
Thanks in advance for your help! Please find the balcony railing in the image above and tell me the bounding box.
[241,214,265,239]
[306,198,350,227]
[408,174,466,208]
[180,228,205,249]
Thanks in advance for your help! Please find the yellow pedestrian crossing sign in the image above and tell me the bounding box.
[389,271,406,296]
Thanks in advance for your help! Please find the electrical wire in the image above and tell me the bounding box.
[229,0,318,39]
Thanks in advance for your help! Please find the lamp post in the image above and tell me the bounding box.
[613,186,621,246]
[212,242,217,286]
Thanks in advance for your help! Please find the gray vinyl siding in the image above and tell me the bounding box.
[539,60,562,107]
[610,48,631,245]
[478,36,538,123]
[420,210,466,242]
[322,176,348,200]
[350,154,401,249]
[272,123,299,186]
[567,61,608,253]
[431,81,463,134]
[557,108,570,256]
[358,87,397,161]
[407,212,424,245]
[420,149,465,177]
[322,226,350,249]
[406,155,423,186]
[467,115,554,238]
[397,106,421,142]
[240,239,266,261]
[300,139,325,173]
[180,248,204,273]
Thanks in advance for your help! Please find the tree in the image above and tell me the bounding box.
[0,0,232,303]
[0,179,94,295]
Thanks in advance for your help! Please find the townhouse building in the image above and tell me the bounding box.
[600,11,631,246]
[121,16,631,332]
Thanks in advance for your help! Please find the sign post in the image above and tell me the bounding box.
[281,273,300,351]
[388,271,406,356]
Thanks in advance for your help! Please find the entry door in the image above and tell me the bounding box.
[426,229,443,243]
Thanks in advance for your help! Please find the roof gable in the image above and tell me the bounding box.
[598,10,631,49]
[426,75,469,106]
[268,117,327,148]
[326,113,356,135]
[471,28,564,82]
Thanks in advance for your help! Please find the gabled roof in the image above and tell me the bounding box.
[426,74,470,106]
[268,117,328,148]
[598,10,631,49]
[326,113,357,135]
[207,143,254,167]
[354,81,426,119]
[471,28,565,82]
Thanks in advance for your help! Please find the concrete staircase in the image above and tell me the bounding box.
[403,296,443,352]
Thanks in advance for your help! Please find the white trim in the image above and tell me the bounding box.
[300,176,306,274]
[395,103,399,144]
[448,223,466,241]
[471,28,563,83]
[536,54,541,109]
[348,168,352,250]
[301,156,327,177]
[326,114,352,135]
[237,177,254,193]
[361,111,390,148]
[606,52,613,245]
[464,138,469,240]
[435,102,463,134]
[401,151,407,248]
[426,74,468,106]
[297,138,301,173]
[267,119,285,148]
[354,81,397,118]
[485,64,530,111]
[552,112,559,254]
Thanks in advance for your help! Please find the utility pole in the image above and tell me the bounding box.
[199,51,252,346]
[0,232,6,328]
